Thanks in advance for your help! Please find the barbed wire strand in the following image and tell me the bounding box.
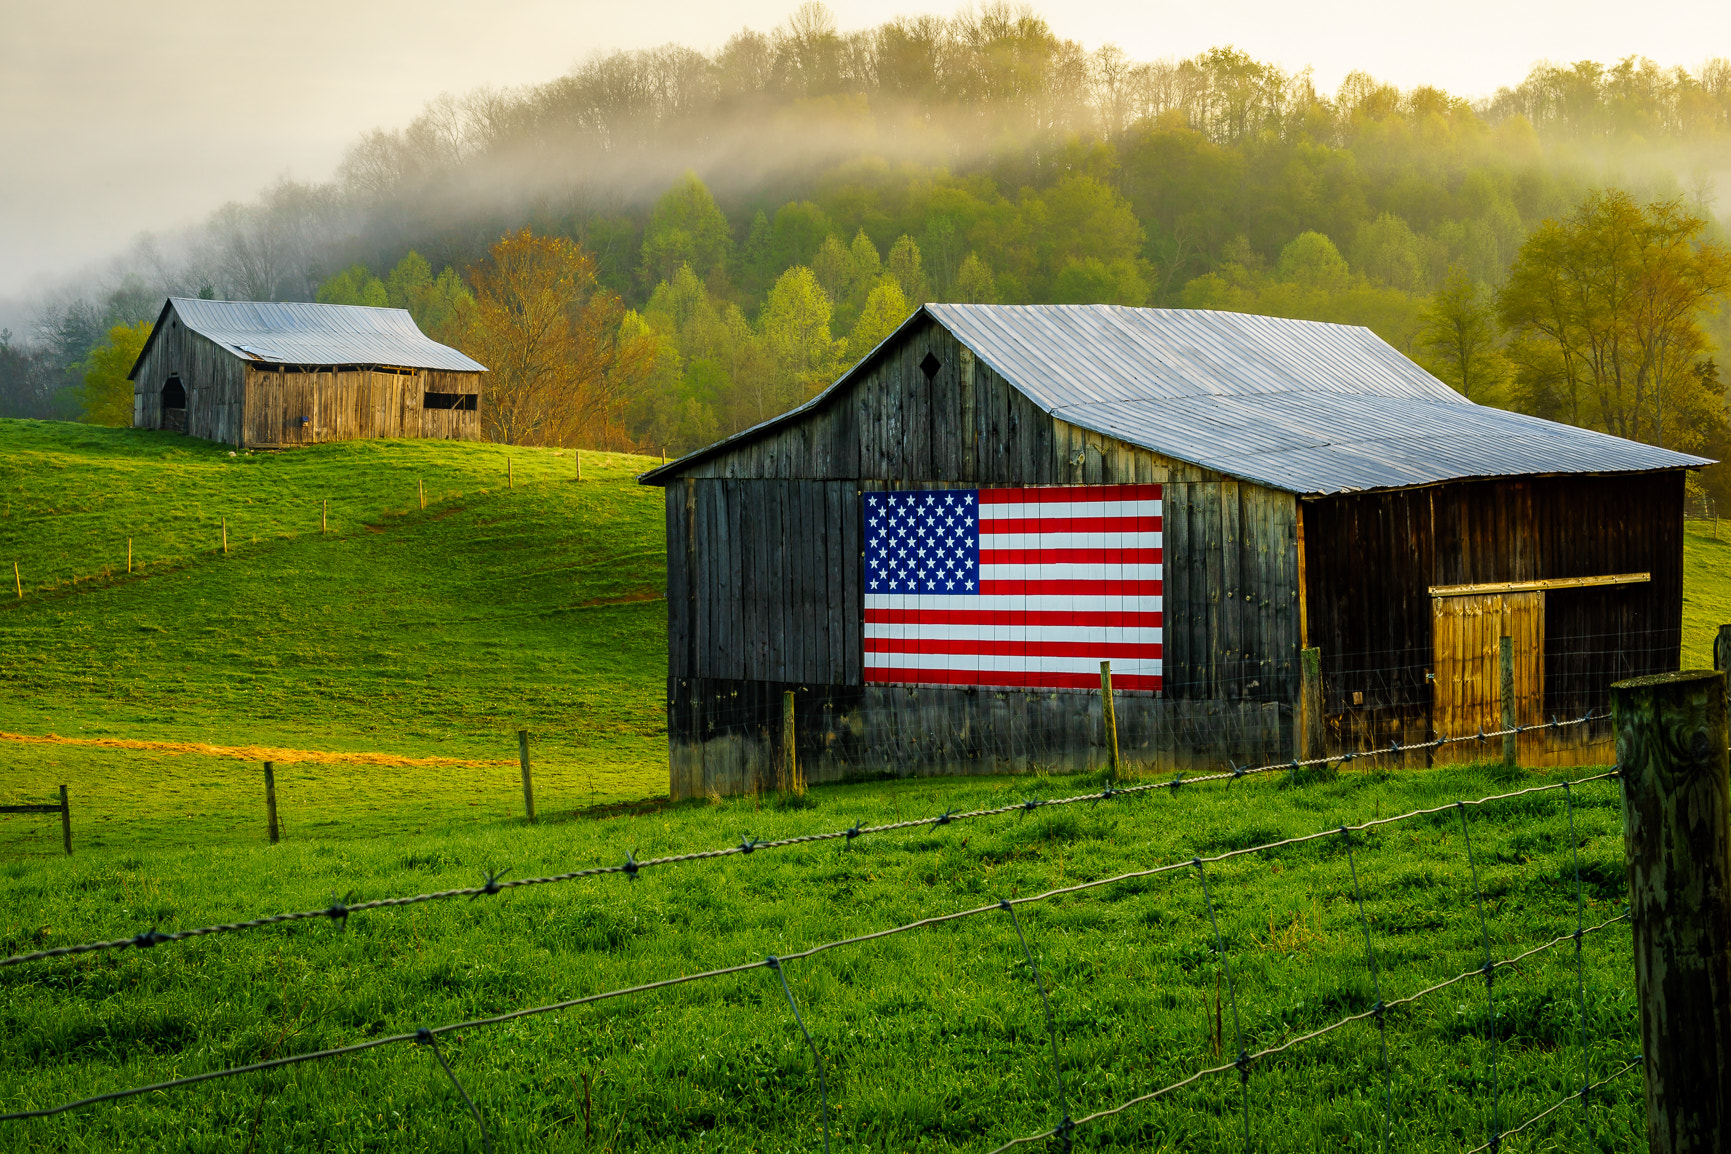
[1195,857,1250,1151]
[0,716,1609,970]
[1462,1057,1644,1154]
[1340,827,1392,1154]
[1562,781,1594,1138]
[415,1028,492,1154]
[982,911,1632,1154]
[767,957,830,1154]
[1000,899,1072,1152]
[0,775,1628,1131]
[1458,801,1502,1154]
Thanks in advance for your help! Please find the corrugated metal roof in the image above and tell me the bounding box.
[129,298,486,377]
[640,304,1709,493]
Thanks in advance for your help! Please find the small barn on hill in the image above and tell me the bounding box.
[641,304,1708,799]
[129,298,486,447]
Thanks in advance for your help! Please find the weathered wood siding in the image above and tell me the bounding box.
[1301,471,1684,760]
[661,315,1304,797]
[243,367,482,446]
[131,317,246,445]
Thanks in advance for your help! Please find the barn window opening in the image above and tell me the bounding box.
[423,392,477,411]
[920,352,942,381]
[161,376,186,410]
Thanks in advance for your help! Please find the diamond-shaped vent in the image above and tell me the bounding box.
[919,352,942,380]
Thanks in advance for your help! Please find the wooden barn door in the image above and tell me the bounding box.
[1431,592,1544,762]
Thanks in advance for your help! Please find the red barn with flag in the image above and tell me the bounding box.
[641,304,1702,800]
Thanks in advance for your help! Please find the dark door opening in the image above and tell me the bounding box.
[161,376,186,432]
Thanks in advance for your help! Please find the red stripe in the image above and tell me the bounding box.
[864,609,1163,627]
[865,638,1163,658]
[866,667,1163,691]
[978,515,1163,534]
[979,547,1163,565]
[978,579,1163,596]
[977,484,1163,504]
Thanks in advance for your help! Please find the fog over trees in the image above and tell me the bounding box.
[8,3,1730,491]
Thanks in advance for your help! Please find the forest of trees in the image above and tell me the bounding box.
[6,3,1731,489]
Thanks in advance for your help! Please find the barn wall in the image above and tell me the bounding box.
[1301,471,1684,754]
[660,316,1304,796]
[243,367,482,447]
[131,316,246,445]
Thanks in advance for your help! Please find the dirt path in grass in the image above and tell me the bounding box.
[0,730,514,768]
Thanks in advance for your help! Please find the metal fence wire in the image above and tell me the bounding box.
[0,716,1641,1151]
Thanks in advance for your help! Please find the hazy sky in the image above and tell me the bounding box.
[0,0,1722,300]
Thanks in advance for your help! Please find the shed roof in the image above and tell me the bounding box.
[128,298,487,378]
[641,304,1708,495]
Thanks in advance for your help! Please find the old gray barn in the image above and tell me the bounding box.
[642,304,1706,800]
[129,298,486,447]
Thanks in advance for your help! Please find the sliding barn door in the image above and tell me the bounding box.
[1431,592,1543,762]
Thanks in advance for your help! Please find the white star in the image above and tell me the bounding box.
[946,579,955,590]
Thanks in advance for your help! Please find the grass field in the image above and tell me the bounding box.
[0,421,1702,1149]
[0,421,670,849]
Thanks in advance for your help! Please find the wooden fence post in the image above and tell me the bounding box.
[59,785,70,856]
[507,456,513,488]
[322,499,328,533]
[518,729,535,821]
[1613,669,1731,1154]
[13,561,20,599]
[222,518,228,554]
[1100,660,1121,779]
[1500,635,1517,768]
[783,691,801,794]
[263,762,279,844]
[1297,646,1323,760]
[127,537,132,575]
[419,479,425,509]
[575,450,582,482]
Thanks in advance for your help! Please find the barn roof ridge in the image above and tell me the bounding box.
[127,297,487,380]
[639,303,1709,494]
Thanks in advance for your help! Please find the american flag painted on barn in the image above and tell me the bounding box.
[862,484,1163,691]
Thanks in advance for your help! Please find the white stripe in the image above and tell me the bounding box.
[975,532,1164,549]
[978,500,1163,520]
[863,595,1165,612]
[978,563,1164,581]
[866,623,1164,644]
[865,652,1164,676]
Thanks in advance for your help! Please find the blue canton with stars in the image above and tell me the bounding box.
[864,489,981,595]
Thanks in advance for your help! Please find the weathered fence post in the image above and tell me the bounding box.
[1500,635,1517,768]
[58,785,70,856]
[1296,647,1323,761]
[127,537,132,575]
[418,479,425,509]
[518,729,535,822]
[507,456,513,488]
[575,451,582,482]
[13,560,21,599]
[222,517,228,554]
[1613,669,1731,1154]
[322,499,328,533]
[1100,660,1121,779]
[783,690,801,794]
[263,762,279,844]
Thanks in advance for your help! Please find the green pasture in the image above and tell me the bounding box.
[0,761,1641,1152]
[0,421,1705,1149]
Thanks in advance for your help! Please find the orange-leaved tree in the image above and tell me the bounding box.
[457,228,657,447]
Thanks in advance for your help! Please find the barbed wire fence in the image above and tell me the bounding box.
[0,713,1647,1151]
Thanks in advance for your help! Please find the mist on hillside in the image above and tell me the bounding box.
[5,2,1729,473]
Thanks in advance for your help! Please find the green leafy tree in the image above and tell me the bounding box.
[886,235,928,307]
[948,253,999,303]
[1417,269,1507,401]
[759,266,843,407]
[845,279,910,362]
[316,264,388,307]
[640,172,734,288]
[75,321,152,427]
[1498,189,1731,448]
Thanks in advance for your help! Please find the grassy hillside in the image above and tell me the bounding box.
[0,421,670,848]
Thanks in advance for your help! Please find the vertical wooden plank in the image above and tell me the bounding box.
[1165,483,1190,699]
[1220,481,1242,702]
[826,482,845,685]
[845,482,864,685]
